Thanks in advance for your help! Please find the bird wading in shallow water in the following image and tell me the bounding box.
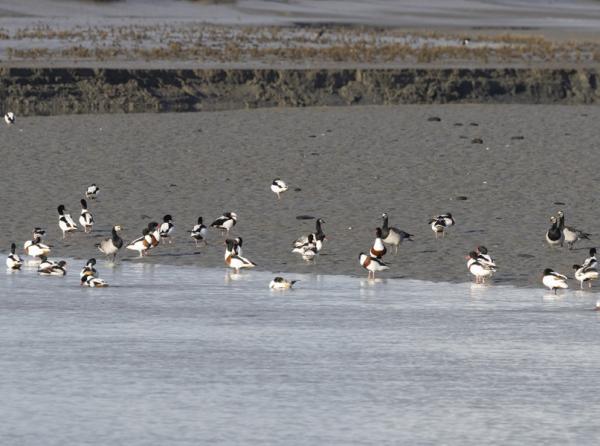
[359,252,389,279]
[542,268,568,294]
[85,184,99,199]
[467,251,495,284]
[57,205,78,238]
[271,178,288,199]
[190,217,208,247]
[96,225,124,262]
[573,263,598,289]
[429,213,454,238]
[211,212,237,235]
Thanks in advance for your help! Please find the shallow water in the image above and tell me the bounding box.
[2,260,600,445]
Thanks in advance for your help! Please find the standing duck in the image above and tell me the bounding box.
[359,253,389,279]
[557,210,591,250]
[211,212,238,235]
[542,268,568,294]
[159,214,174,243]
[190,217,208,247]
[573,264,598,289]
[126,228,152,257]
[85,184,99,199]
[467,251,495,283]
[381,212,413,254]
[79,199,94,233]
[6,243,23,270]
[271,179,289,199]
[429,213,454,238]
[96,225,124,262]
[57,205,77,238]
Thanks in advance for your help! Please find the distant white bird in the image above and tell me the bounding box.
[96,225,124,262]
[224,238,255,273]
[271,178,288,199]
[370,227,387,259]
[4,112,15,125]
[381,212,413,254]
[557,210,590,250]
[467,251,495,284]
[38,259,67,276]
[57,204,77,238]
[6,243,23,270]
[429,213,454,238]
[545,215,563,247]
[190,217,208,247]
[79,199,94,233]
[542,268,568,294]
[573,264,598,289]
[85,184,99,199]
[211,212,237,234]
[359,253,389,279]
[269,277,298,290]
[159,214,174,243]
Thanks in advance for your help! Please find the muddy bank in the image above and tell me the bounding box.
[0,67,599,115]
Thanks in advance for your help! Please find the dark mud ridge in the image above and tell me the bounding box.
[1,67,599,115]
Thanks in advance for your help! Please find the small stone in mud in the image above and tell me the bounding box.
[311,152,320,156]
[296,215,315,220]
[169,183,177,187]
[510,136,524,140]
[471,138,483,144]
[294,187,302,192]
[455,196,468,201]
[554,201,566,206]
[469,122,479,126]
[428,116,441,122]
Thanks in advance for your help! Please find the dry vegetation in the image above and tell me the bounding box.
[2,23,599,65]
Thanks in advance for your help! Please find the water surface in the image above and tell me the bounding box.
[1,260,600,444]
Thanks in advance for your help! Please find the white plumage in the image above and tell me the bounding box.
[271,178,288,199]
[542,269,568,294]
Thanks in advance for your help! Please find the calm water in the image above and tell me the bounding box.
[1,260,600,445]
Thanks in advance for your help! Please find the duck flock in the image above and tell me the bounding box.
[2,112,598,294]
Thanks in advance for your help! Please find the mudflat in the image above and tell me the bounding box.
[2,104,597,286]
